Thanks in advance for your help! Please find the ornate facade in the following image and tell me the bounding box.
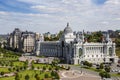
[36,23,118,64]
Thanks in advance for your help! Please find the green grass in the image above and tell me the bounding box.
[18,70,52,80]
[0,63,60,80]
[89,67,104,72]
[111,73,120,77]
[0,67,10,73]
[82,66,104,72]
[0,58,18,61]
[33,63,52,68]
[13,61,25,67]
[0,76,15,80]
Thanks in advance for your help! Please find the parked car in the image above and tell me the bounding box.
[102,78,112,80]
[118,60,120,64]
[117,64,120,67]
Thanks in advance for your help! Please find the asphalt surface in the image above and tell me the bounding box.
[59,64,120,80]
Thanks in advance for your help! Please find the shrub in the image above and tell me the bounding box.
[83,61,92,67]
[99,63,104,69]
[99,71,111,78]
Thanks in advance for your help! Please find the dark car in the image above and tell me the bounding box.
[117,64,120,67]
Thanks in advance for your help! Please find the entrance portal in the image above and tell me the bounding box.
[110,58,114,63]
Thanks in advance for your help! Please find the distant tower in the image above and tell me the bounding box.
[106,32,112,43]
[67,22,69,27]
[82,30,85,42]
[75,33,80,43]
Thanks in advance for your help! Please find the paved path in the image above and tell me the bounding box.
[58,70,101,80]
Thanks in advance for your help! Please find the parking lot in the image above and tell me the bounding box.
[110,63,120,73]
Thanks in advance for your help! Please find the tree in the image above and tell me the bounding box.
[44,73,49,78]
[31,65,34,70]
[34,74,40,80]
[0,71,4,76]
[20,67,23,71]
[24,60,28,66]
[55,67,59,71]
[35,74,38,78]
[87,31,103,42]
[8,68,12,72]
[31,60,34,65]
[36,76,40,80]
[83,61,92,67]
[99,63,104,69]
[49,67,52,71]
[88,63,92,67]
[25,74,30,80]
[10,62,13,67]
[104,66,111,72]
[99,71,104,78]
[15,73,20,80]
[37,66,40,70]
[51,71,55,76]
[67,66,70,70]
[16,67,20,72]
[52,58,60,66]
[43,66,46,71]
[54,72,60,79]
[115,38,120,47]
[13,67,16,71]
[24,66,27,70]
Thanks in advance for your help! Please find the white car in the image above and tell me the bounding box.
[102,78,112,80]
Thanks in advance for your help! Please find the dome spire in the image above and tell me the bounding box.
[67,22,69,27]
[63,23,72,34]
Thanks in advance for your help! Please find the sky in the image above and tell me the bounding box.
[0,0,120,34]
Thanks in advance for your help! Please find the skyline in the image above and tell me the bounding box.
[0,0,120,34]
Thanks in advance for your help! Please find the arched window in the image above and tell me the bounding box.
[62,41,64,47]
[79,48,82,57]
[109,47,112,56]
[71,48,74,57]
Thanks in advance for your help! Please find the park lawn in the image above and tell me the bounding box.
[18,70,52,80]
[0,58,18,61]
[89,67,104,72]
[0,67,10,73]
[0,76,15,80]
[81,66,104,72]
[111,73,120,77]
[33,63,53,69]
[13,61,25,67]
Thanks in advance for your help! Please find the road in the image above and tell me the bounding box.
[59,64,120,80]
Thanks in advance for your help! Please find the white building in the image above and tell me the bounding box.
[36,23,118,65]
[7,29,36,53]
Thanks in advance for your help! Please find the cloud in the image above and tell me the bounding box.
[0,11,9,15]
[31,5,64,13]
[0,0,120,34]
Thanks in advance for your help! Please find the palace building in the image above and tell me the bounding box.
[36,23,118,64]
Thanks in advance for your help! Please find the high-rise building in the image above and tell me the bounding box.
[7,29,38,53]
